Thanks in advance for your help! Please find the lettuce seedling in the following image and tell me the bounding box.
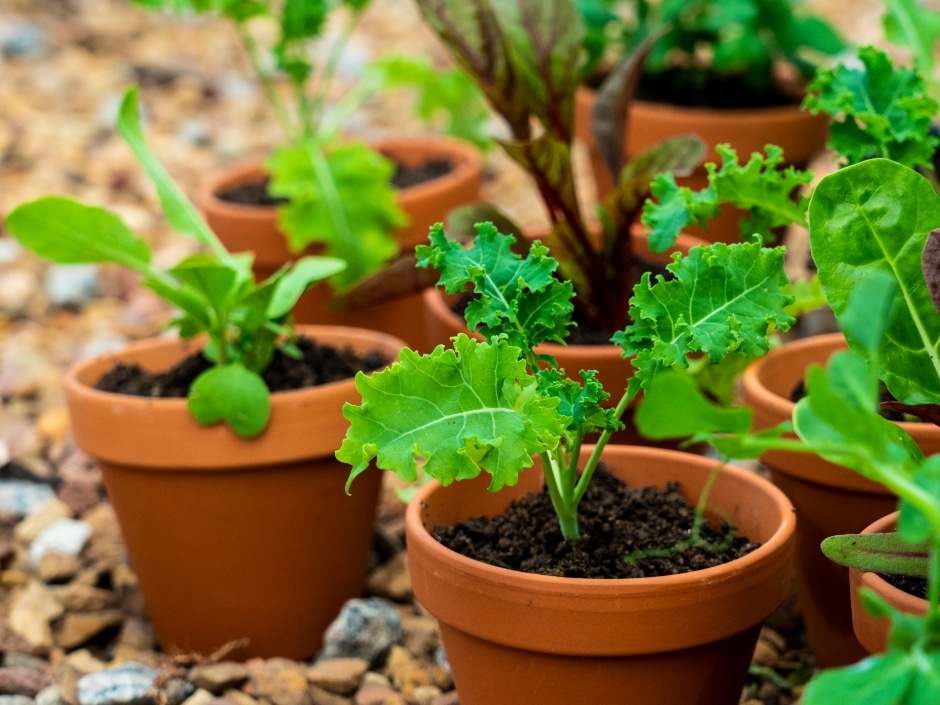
[3,86,345,437]
[337,222,792,540]
[412,0,705,334]
[634,158,940,699]
[131,0,406,291]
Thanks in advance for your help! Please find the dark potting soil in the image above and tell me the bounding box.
[433,465,760,579]
[214,157,453,206]
[93,337,388,397]
[881,573,928,600]
[636,69,800,110]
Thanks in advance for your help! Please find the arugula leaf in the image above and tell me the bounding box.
[338,334,568,493]
[267,139,405,289]
[616,241,795,397]
[416,222,575,353]
[268,255,347,318]
[809,158,940,404]
[803,46,939,169]
[641,144,811,252]
[187,364,271,438]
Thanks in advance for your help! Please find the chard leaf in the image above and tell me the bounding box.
[187,364,271,438]
[416,222,575,353]
[117,87,230,258]
[641,144,811,253]
[616,241,795,397]
[803,46,939,169]
[820,532,929,577]
[808,158,940,404]
[4,197,152,272]
[267,139,405,288]
[338,334,567,493]
[492,0,584,141]
[414,0,530,136]
[267,255,346,318]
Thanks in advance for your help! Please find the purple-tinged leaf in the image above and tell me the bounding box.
[922,227,940,317]
[880,400,940,427]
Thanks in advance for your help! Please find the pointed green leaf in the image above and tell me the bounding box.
[337,334,567,493]
[820,532,929,577]
[187,364,271,437]
[267,256,346,318]
[802,652,916,705]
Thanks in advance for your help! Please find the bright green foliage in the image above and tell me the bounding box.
[416,222,575,354]
[821,532,929,578]
[536,368,618,435]
[882,0,940,101]
[576,0,844,100]
[338,334,567,493]
[616,241,795,399]
[369,54,492,150]
[267,140,405,289]
[3,87,346,437]
[641,145,812,252]
[809,158,940,404]
[803,46,940,170]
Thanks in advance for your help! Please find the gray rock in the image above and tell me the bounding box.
[0,22,45,58]
[44,266,99,307]
[34,687,64,705]
[0,667,52,697]
[76,663,157,705]
[320,599,403,667]
[29,519,92,564]
[0,481,53,517]
[0,696,37,705]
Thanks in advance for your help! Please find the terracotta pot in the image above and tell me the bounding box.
[406,444,796,705]
[741,333,940,666]
[64,325,405,660]
[849,512,927,654]
[199,136,484,351]
[574,88,828,243]
[422,229,705,447]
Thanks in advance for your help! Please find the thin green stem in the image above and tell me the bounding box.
[305,140,354,261]
[928,543,940,632]
[572,385,633,505]
[691,460,726,543]
[309,9,362,135]
[541,450,579,540]
[237,24,297,142]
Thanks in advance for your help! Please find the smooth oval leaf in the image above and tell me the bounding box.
[187,364,271,437]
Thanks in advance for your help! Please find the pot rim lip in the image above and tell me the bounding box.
[855,510,928,609]
[575,85,813,119]
[198,134,484,217]
[406,444,797,592]
[63,324,401,406]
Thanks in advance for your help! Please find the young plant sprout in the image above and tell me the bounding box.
[338,223,792,540]
[3,87,345,437]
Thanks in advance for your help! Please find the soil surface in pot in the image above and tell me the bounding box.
[882,573,927,599]
[635,69,800,109]
[94,336,388,396]
[214,157,454,206]
[433,465,760,579]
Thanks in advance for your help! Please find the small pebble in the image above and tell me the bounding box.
[28,520,92,565]
[0,482,55,518]
[44,266,99,308]
[0,21,45,58]
[320,599,403,666]
[76,663,157,705]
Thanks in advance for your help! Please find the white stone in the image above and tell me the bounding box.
[29,519,92,565]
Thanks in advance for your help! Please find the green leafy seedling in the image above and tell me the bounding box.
[4,86,345,437]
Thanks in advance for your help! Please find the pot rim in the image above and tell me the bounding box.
[855,511,928,613]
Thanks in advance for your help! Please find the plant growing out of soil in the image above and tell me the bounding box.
[576,0,845,107]
[130,0,407,292]
[412,0,705,335]
[3,87,346,437]
[338,222,793,540]
[635,157,940,699]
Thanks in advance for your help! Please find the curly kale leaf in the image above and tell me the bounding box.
[416,222,575,354]
[641,144,811,252]
[338,334,568,493]
[616,241,795,398]
[803,46,939,169]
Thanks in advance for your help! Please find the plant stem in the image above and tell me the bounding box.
[572,384,633,505]
[541,451,579,540]
[690,460,725,542]
[928,542,940,634]
[305,140,355,272]
[237,23,297,142]
[309,8,363,136]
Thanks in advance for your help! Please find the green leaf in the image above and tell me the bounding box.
[337,334,568,493]
[536,368,617,434]
[803,46,939,169]
[4,197,152,272]
[808,158,940,404]
[820,532,929,577]
[616,241,795,397]
[117,86,229,257]
[416,222,575,354]
[267,256,347,318]
[899,455,940,544]
[169,256,241,313]
[642,172,719,253]
[802,652,917,705]
[187,364,271,437]
[267,139,404,288]
[883,0,940,100]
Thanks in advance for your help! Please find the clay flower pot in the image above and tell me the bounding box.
[849,512,927,654]
[741,332,940,666]
[64,325,405,660]
[574,88,828,243]
[422,229,705,446]
[406,444,796,705]
[199,136,484,350]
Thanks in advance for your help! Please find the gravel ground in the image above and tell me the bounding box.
[0,1,909,704]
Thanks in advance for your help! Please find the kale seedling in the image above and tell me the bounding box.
[338,222,792,540]
[414,0,705,334]
[3,87,345,437]
[131,0,407,291]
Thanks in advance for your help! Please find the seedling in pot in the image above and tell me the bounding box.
[3,86,346,437]
[338,222,792,543]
